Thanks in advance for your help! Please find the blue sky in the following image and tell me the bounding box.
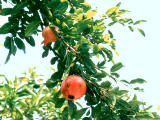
[0,0,160,113]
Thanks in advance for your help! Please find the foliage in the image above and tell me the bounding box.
[0,0,159,119]
[0,69,68,119]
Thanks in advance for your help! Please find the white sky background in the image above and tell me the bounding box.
[0,0,160,114]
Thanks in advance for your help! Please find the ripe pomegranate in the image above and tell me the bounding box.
[61,75,87,101]
[42,25,58,46]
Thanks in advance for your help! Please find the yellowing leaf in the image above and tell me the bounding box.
[78,14,83,20]
[75,8,83,14]
[104,34,110,43]
[96,54,100,59]
[32,72,37,78]
[97,20,105,26]
[98,45,104,50]
[80,2,90,6]
[112,49,119,56]
[115,6,120,14]
[28,68,33,73]
[86,10,97,19]
[48,9,53,18]
[37,79,43,83]
[111,38,116,43]
[120,16,125,21]
[50,67,56,72]
[60,0,66,2]
[106,7,118,15]
[55,18,61,25]
[23,77,29,82]
[0,43,3,47]
[157,106,160,110]
[70,63,74,67]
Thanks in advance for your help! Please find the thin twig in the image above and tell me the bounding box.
[61,39,80,54]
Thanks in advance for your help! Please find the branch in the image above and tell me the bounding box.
[55,30,80,54]
[61,39,80,54]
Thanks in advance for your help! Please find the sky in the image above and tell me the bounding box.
[87,0,160,113]
[0,0,160,114]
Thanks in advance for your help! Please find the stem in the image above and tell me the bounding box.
[62,39,80,54]
[55,31,80,54]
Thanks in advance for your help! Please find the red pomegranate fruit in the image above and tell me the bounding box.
[60,75,87,101]
[41,25,58,46]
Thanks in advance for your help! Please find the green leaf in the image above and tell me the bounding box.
[14,38,25,53]
[111,73,120,78]
[128,26,134,32]
[94,71,107,79]
[100,81,111,89]
[75,102,83,109]
[86,109,90,116]
[11,2,26,15]
[92,45,99,54]
[10,39,17,56]
[144,105,153,111]
[48,0,60,8]
[51,72,62,81]
[25,20,40,37]
[46,80,57,88]
[55,98,65,108]
[68,101,77,117]
[108,30,113,38]
[25,36,35,47]
[83,58,96,74]
[134,87,144,92]
[97,60,106,68]
[102,48,113,62]
[65,52,73,69]
[74,108,87,119]
[120,80,130,84]
[17,89,31,97]
[110,62,123,72]
[50,57,58,65]
[5,51,11,64]
[80,2,91,12]
[4,36,11,49]
[116,98,130,109]
[0,23,12,34]
[76,20,90,34]
[83,117,91,120]
[33,84,40,89]
[62,107,68,120]
[0,8,12,16]
[136,113,154,119]
[116,2,121,7]
[42,50,49,58]
[137,28,145,37]
[134,20,147,25]
[117,90,128,96]
[108,21,116,26]
[56,2,68,14]
[78,42,90,55]
[130,78,146,84]
[119,9,130,15]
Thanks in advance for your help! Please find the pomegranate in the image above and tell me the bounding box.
[61,75,87,101]
[42,25,58,46]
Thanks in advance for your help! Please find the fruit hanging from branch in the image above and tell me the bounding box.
[41,25,59,46]
[61,75,87,101]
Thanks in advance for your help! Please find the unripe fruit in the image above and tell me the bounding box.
[61,75,87,101]
[42,25,58,46]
